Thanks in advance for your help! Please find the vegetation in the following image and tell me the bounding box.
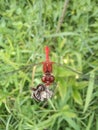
[0,0,98,130]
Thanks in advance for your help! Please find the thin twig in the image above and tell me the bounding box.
[56,0,70,33]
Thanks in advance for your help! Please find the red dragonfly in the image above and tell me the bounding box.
[0,46,82,102]
[32,46,55,101]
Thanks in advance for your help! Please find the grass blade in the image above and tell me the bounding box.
[83,71,95,113]
[86,112,94,130]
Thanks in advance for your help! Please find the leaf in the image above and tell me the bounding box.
[63,111,76,118]
[86,112,94,130]
[64,117,80,130]
[96,117,98,130]
[73,90,83,105]
[59,38,66,49]
[58,79,68,101]
[61,105,77,118]
[83,71,95,113]
[75,81,88,90]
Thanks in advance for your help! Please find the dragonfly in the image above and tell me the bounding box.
[0,46,82,102]
[32,46,55,101]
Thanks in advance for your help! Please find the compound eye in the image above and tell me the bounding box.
[41,76,46,83]
[49,75,55,83]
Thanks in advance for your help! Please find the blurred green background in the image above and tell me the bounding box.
[0,0,98,130]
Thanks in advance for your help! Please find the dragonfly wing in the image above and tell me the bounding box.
[54,62,82,75]
[0,62,41,84]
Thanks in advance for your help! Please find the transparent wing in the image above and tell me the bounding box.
[0,62,41,87]
[53,62,82,80]
[0,62,41,77]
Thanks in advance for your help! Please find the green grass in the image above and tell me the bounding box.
[0,0,98,130]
